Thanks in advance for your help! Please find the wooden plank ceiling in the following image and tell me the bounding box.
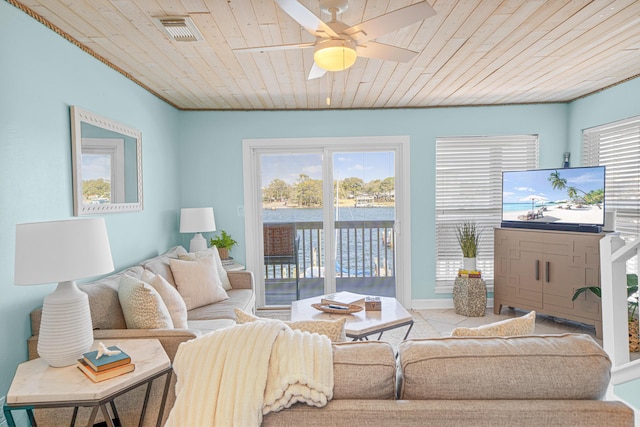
[9,0,640,110]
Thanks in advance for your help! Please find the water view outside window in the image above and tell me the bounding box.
[261,151,396,305]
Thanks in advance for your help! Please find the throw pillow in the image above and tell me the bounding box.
[118,275,174,329]
[450,310,536,337]
[178,248,232,291]
[169,256,229,310]
[142,270,189,329]
[234,308,347,342]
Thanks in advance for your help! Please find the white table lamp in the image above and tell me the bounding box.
[180,207,216,252]
[14,218,114,367]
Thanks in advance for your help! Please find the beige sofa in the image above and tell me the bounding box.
[262,334,633,426]
[27,245,255,427]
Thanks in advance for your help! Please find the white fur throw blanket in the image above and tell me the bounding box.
[165,321,333,427]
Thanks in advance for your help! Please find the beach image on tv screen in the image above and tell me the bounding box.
[502,166,605,225]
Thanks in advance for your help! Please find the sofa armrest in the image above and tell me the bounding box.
[227,270,254,290]
[28,328,200,362]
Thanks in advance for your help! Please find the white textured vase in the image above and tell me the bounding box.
[463,257,477,271]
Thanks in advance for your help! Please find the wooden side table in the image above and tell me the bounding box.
[3,339,171,427]
[453,277,487,317]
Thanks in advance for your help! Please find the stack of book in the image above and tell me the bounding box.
[458,269,482,278]
[77,346,134,383]
[320,291,366,307]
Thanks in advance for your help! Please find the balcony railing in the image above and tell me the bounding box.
[264,220,396,305]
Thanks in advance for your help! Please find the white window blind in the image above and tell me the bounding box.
[435,135,539,290]
[583,116,640,274]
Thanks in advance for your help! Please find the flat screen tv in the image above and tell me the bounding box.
[501,166,605,233]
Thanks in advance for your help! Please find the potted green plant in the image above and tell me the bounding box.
[209,230,237,260]
[572,274,638,351]
[455,221,481,271]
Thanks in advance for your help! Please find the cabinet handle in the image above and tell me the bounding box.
[545,261,550,283]
[535,260,539,281]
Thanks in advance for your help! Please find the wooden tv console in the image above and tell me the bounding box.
[493,227,605,338]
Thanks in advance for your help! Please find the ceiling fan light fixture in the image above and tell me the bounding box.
[314,39,357,71]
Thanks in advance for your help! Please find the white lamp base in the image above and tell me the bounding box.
[37,281,94,367]
[189,233,208,253]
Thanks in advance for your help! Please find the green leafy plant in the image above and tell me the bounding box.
[455,221,481,258]
[209,230,237,250]
[572,274,638,320]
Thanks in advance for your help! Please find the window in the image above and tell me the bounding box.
[583,116,640,273]
[435,135,539,291]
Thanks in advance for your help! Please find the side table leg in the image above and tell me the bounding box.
[99,405,116,427]
[402,321,415,340]
[27,409,37,427]
[137,381,153,427]
[3,407,17,427]
[85,406,100,427]
[109,401,122,427]
[156,371,172,427]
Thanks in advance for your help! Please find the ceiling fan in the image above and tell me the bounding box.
[233,0,436,80]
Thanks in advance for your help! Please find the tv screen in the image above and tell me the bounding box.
[501,166,605,230]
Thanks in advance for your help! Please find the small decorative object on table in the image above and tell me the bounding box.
[365,296,381,311]
[210,230,237,260]
[77,343,135,383]
[453,276,487,317]
[312,303,363,314]
[320,291,365,307]
[455,220,481,272]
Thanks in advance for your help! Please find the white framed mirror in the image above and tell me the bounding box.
[71,106,143,215]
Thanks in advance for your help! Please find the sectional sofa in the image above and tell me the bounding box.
[24,247,633,426]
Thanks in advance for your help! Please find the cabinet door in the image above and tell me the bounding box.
[494,229,543,310]
[542,232,601,318]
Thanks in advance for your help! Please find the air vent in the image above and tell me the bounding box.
[156,16,203,42]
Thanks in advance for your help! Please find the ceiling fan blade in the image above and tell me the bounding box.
[356,42,419,63]
[308,63,327,80]
[275,0,339,39]
[343,1,436,42]
[233,42,315,53]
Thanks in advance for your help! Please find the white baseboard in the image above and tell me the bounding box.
[410,298,494,310]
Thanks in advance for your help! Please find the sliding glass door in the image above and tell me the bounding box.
[243,137,410,308]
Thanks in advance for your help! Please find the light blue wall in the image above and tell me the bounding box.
[179,105,569,300]
[0,1,182,402]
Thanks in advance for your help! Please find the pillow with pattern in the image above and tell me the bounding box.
[450,311,536,337]
[234,308,347,342]
[118,274,174,329]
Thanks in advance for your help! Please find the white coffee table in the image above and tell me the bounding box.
[291,295,414,341]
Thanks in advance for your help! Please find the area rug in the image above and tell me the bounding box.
[256,309,441,348]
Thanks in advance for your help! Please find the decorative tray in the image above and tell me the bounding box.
[311,303,363,314]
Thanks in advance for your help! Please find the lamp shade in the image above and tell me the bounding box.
[314,39,357,71]
[15,218,114,285]
[180,207,216,233]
